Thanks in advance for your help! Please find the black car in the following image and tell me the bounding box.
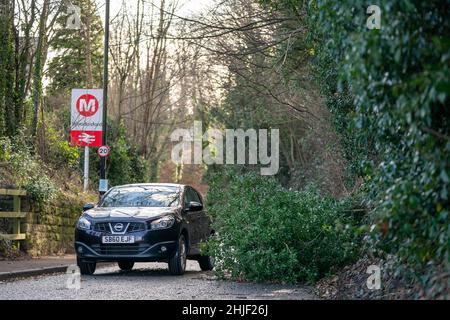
[74,183,214,275]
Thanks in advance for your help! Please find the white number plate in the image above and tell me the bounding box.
[102,236,135,244]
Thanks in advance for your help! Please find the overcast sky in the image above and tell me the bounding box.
[95,0,214,23]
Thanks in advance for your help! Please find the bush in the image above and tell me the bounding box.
[301,0,450,296]
[45,126,80,169]
[204,170,361,283]
[0,136,12,162]
[24,175,57,204]
[0,238,21,259]
[0,135,57,203]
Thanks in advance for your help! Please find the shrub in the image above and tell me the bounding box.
[0,135,57,203]
[45,126,80,169]
[204,170,361,283]
[305,0,450,296]
[0,136,12,162]
[24,174,57,204]
[0,238,21,258]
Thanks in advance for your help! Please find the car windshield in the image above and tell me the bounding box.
[99,186,180,208]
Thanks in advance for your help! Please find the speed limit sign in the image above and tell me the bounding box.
[98,145,110,157]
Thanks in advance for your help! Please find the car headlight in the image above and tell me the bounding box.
[150,216,175,230]
[77,217,91,230]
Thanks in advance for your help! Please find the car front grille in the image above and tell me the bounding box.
[93,222,146,233]
[91,244,151,256]
[128,222,146,232]
[94,222,110,232]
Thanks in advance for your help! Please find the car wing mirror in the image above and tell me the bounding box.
[186,201,203,212]
[83,203,95,211]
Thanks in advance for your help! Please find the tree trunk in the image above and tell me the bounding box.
[31,0,50,138]
[14,0,35,129]
[0,0,16,136]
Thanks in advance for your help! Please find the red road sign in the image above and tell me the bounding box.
[98,145,110,157]
[70,89,103,147]
[70,130,103,147]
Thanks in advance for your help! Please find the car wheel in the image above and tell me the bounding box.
[198,255,215,271]
[118,261,134,271]
[168,234,187,275]
[77,256,96,275]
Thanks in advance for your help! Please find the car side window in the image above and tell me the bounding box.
[192,189,202,204]
[190,189,200,203]
[184,188,193,208]
[183,189,189,208]
[184,187,202,208]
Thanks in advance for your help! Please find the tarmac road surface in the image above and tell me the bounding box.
[0,260,315,300]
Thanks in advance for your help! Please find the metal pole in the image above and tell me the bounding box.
[100,0,110,196]
[83,146,89,192]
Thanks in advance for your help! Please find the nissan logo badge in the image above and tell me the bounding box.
[114,223,124,232]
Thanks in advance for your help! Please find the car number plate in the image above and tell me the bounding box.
[102,235,135,244]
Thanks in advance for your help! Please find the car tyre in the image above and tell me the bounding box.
[77,257,96,275]
[168,234,187,275]
[198,255,214,271]
[118,261,134,271]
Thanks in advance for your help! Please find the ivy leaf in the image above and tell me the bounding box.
[440,169,449,184]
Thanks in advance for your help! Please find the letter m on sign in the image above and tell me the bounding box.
[80,99,96,112]
[76,94,99,117]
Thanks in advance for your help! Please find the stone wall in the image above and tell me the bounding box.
[22,193,86,257]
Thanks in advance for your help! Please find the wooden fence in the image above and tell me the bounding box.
[0,189,29,247]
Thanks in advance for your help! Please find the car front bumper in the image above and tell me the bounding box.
[75,226,179,262]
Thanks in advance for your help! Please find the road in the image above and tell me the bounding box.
[0,260,315,300]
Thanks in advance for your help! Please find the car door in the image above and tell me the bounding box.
[183,187,201,247]
[192,188,211,242]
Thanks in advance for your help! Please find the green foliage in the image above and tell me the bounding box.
[0,134,57,203]
[204,170,361,283]
[0,238,21,259]
[45,126,80,169]
[47,0,104,92]
[87,120,149,188]
[0,1,18,136]
[0,136,12,162]
[25,175,58,204]
[305,0,450,290]
[209,0,449,292]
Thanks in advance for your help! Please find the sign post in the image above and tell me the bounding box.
[97,146,110,192]
[100,0,110,195]
[70,89,104,192]
[83,147,89,192]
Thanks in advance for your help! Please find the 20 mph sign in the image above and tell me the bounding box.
[70,89,103,147]
[98,145,110,157]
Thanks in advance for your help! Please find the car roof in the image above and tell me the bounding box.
[113,183,186,189]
